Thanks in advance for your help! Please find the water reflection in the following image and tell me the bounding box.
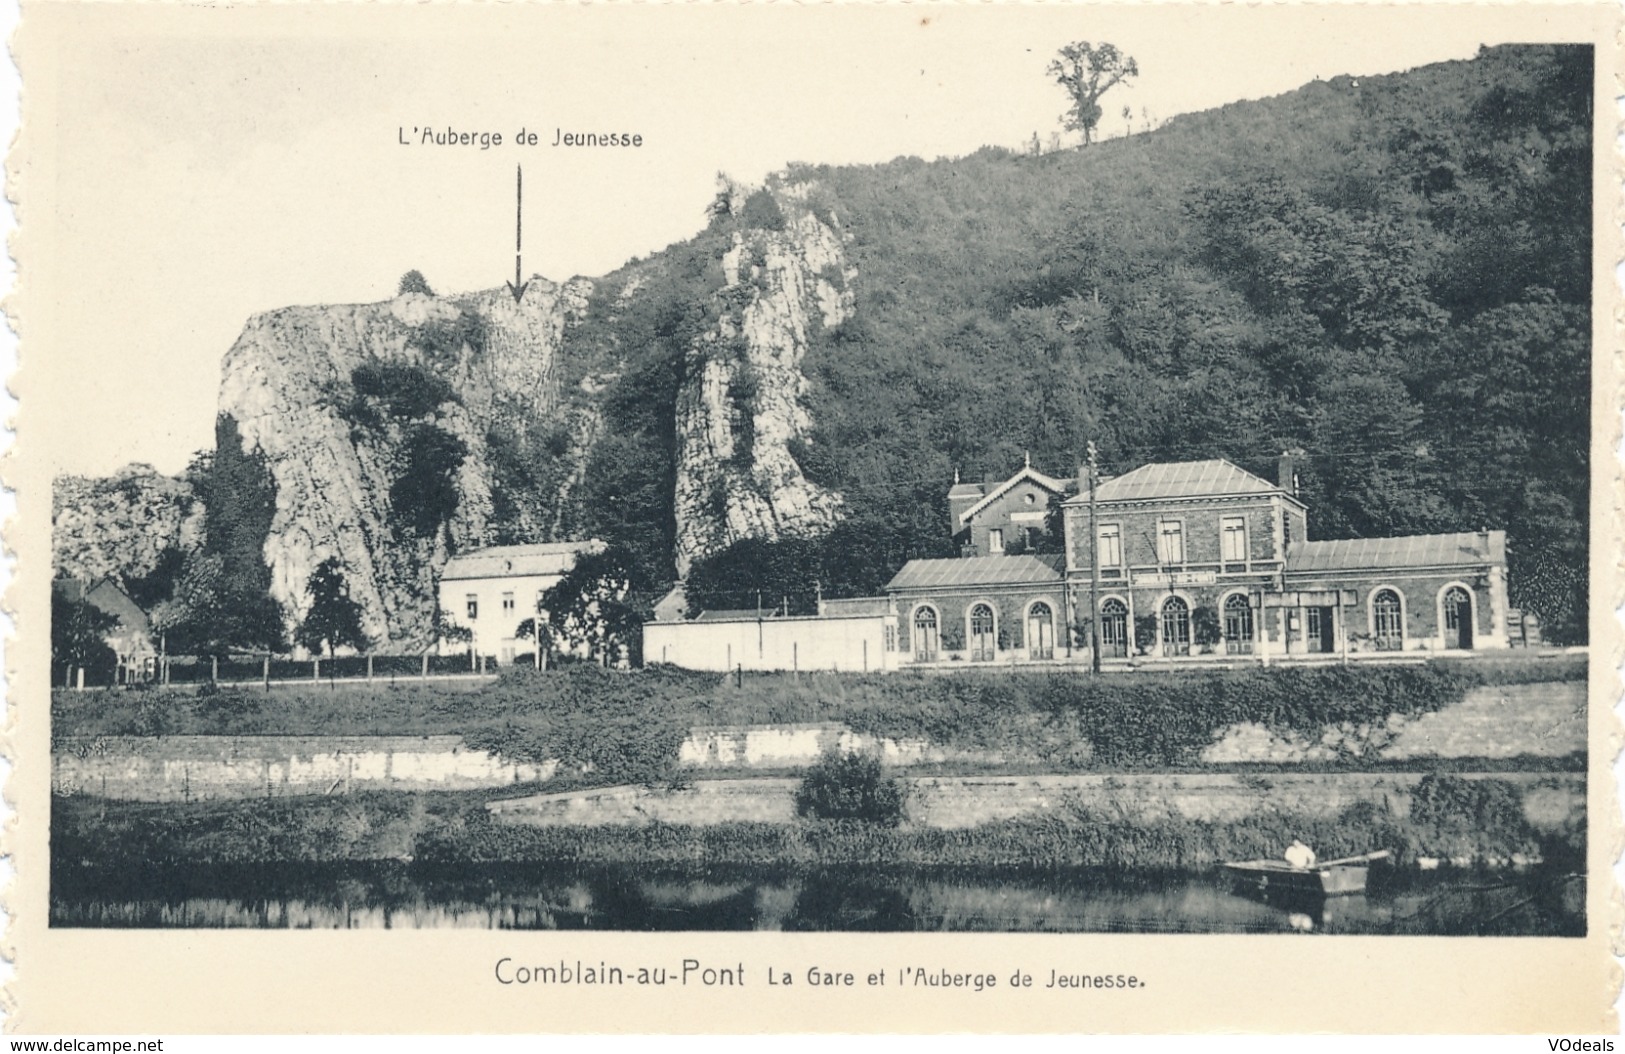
[50,861,1583,936]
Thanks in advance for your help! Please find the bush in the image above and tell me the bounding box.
[795,751,907,826]
[398,270,435,297]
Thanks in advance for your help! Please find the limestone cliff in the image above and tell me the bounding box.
[669,182,852,574]
[52,465,205,586]
[216,280,591,649]
[56,177,860,649]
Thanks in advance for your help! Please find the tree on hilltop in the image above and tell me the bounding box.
[398,270,435,297]
[1048,41,1139,147]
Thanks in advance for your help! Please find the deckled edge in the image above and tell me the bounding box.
[3,0,24,1032]
[1607,1,1625,1029]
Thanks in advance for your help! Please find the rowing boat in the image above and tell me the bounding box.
[1223,850,1392,896]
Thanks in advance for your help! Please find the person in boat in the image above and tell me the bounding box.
[1284,839,1317,869]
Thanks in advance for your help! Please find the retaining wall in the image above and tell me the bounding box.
[1201,682,1585,764]
[486,772,1582,834]
[53,735,555,802]
[678,723,954,769]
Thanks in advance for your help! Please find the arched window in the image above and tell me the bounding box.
[1027,601,1055,661]
[1161,596,1191,657]
[969,603,997,662]
[913,607,939,663]
[1372,589,1404,650]
[1223,593,1254,655]
[1443,586,1473,650]
[1100,598,1128,659]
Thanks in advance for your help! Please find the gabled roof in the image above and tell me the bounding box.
[1064,459,1282,505]
[53,578,152,637]
[1286,531,1505,574]
[652,583,688,621]
[886,554,1064,592]
[957,466,1069,526]
[440,540,604,582]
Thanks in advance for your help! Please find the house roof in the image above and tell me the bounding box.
[957,466,1069,526]
[1286,531,1506,574]
[53,578,151,637]
[693,608,782,622]
[440,540,603,582]
[651,583,688,621]
[1061,459,1282,505]
[885,554,1064,592]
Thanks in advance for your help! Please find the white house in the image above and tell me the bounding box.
[437,540,603,663]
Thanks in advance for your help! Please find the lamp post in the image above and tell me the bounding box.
[1088,441,1102,675]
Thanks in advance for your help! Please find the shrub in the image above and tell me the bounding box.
[398,270,435,297]
[738,188,787,232]
[1409,773,1526,833]
[388,424,469,537]
[795,750,907,826]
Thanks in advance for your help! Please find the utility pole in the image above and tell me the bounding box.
[1088,440,1102,675]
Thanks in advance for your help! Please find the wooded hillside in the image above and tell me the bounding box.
[666,45,1590,640]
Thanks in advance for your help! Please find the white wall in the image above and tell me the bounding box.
[437,573,565,659]
[644,615,895,672]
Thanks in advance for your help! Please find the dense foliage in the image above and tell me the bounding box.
[153,415,285,656]
[795,751,908,825]
[538,546,644,666]
[763,45,1588,639]
[50,592,118,684]
[389,424,469,538]
[295,557,369,658]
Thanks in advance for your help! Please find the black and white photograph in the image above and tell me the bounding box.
[13,0,1617,1035]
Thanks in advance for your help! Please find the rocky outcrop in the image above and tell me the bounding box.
[58,177,862,648]
[216,279,591,650]
[670,183,853,574]
[52,465,204,585]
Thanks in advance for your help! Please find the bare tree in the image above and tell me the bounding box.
[1048,41,1139,147]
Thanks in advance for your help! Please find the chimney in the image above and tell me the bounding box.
[1278,449,1303,496]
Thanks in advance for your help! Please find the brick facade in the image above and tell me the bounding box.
[887,458,1511,665]
[951,465,1068,557]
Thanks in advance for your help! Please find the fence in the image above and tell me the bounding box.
[65,652,502,690]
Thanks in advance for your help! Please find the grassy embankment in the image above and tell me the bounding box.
[54,655,1586,785]
[52,657,1586,871]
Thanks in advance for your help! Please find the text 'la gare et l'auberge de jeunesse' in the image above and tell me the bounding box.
[399,125,644,149]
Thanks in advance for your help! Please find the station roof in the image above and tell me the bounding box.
[1062,459,1283,505]
[1286,531,1505,573]
[885,554,1064,592]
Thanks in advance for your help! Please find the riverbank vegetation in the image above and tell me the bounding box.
[53,656,1585,785]
[51,773,1580,877]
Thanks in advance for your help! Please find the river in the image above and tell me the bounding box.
[50,861,1584,935]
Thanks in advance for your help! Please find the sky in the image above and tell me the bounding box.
[21,3,1600,477]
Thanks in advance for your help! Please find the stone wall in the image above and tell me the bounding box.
[1201,682,1584,764]
[678,723,953,769]
[487,772,1583,834]
[53,735,555,802]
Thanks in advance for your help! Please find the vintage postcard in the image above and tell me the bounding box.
[6,0,1620,1035]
